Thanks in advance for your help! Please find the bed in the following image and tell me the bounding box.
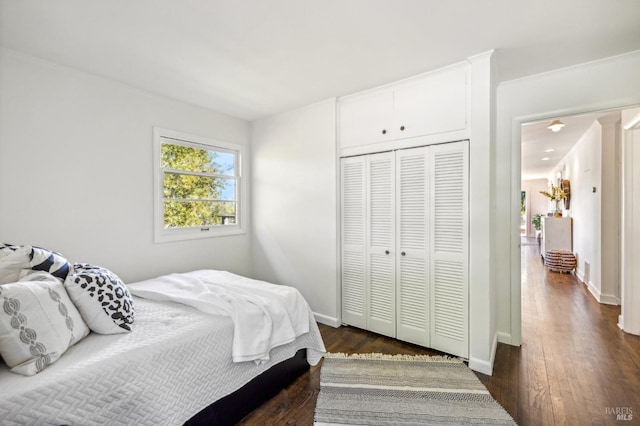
[0,266,326,425]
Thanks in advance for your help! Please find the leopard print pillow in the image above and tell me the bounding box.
[64,263,134,334]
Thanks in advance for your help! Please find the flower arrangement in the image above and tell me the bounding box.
[540,185,566,202]
[540,184,567,216]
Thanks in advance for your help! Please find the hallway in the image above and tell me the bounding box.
[479,239,640,425]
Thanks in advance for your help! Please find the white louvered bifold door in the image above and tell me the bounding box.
[366,152,396,337]
[429,141,469,358]
[395,147,430,346]
[340,156,367,329]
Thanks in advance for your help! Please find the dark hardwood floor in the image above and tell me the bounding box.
[238,240,640,425]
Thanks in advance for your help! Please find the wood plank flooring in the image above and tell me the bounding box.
[238,241,640,425]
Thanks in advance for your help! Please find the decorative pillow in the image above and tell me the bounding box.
[0,245,32,284]
[0,272,90,376]
[0,244,71,284]
[29,246,71,281]
[64,263,135,334]
[0,243,20,257]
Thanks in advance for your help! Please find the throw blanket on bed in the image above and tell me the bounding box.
[127,270,311,364]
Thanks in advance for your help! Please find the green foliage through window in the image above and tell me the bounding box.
[161,141,238,228]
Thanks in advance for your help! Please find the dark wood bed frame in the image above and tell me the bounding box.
[184,349,309,426]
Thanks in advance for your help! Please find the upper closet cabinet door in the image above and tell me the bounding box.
[341,156,367,329]
[393,65,468,140]
[339,89,394,149]
[395,147,430,346]
[366,152,396,338]
[429,141,469,358]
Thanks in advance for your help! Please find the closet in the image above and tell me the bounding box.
[340,141,469,358]
[338,65,468,149]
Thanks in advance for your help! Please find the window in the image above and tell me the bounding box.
[153,127,245,242]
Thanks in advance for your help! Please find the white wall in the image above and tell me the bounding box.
[495,50,640,345]
[561,122,600,289]
[250,99,338,325]
[0,48,252,283]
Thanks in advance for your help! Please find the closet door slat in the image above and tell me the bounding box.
[340,156,367,328]
[430,141,469,358]
[366,152,396,337]
[396,147,429,346]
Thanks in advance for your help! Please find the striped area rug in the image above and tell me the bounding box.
[314,353,516,425]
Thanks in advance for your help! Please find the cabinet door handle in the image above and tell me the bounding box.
[382,129,387,135]
[401,251,406,256]
[400,125,405,131]
[385,250,390,255]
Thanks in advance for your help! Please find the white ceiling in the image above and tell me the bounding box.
[2,0,640,122]
[521,111,621,181]
[1,1,639,178]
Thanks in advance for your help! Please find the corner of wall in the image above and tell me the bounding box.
[314,312,341,328]
[468,358,493,376]
[469,331,498,376]
[249,98,339,321]
[496,331,512,344]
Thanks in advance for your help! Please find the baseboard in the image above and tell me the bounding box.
[468,356,493,376]
[618,315,624,331]
[490,333,498,369]
[496,331,512,345]
[584,280,600,301]
[468,331,497,376]
[583,281,620,306]
[314,312,341,327]
[599,293,621,305]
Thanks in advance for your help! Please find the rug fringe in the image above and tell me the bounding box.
[324,352,463,363]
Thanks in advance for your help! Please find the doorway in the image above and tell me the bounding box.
[519,108,624,330]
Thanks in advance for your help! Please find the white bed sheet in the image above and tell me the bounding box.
[128,269,314,363]
[0,297,325,426]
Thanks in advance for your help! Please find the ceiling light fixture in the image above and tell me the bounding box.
[541,157,550,161]
[547,120,565,132]
[544,148,555,153]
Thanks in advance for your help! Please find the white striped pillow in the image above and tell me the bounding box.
[0,244,71,284]
[29,246,71,281]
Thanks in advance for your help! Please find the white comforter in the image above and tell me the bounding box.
[128,270,312,363]
[0,297,326,425]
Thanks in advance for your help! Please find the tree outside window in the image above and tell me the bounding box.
[153,127,244,243]
[161,143,237,228]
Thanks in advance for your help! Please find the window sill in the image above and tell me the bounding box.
[154,226,246,243]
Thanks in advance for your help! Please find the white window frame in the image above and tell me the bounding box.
[153,127,246,243]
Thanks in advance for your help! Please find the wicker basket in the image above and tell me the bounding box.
[544,250,577,273]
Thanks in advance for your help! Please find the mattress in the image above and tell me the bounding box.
[0,297,326,425]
